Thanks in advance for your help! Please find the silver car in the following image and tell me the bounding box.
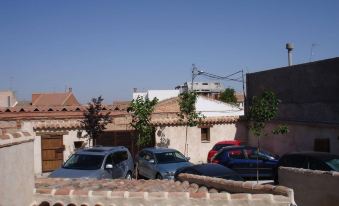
[49,146,134,179]
[135,147,193,180]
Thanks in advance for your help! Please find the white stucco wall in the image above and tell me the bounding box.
[155,122,247,163]
[133,90,180,101]
[0,140,35,206]
[196,96,244,117]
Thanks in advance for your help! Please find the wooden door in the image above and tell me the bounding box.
[41,135,64,172]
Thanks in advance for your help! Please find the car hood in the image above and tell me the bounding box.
[157,162,193,173]
[49,168,102,179]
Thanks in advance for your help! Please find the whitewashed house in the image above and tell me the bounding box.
[151,96,246,163]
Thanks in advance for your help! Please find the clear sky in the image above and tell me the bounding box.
[0,1,338,104]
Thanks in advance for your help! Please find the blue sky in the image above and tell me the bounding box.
[0,1,338,103]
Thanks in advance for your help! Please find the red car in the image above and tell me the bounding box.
[207,140,241,163]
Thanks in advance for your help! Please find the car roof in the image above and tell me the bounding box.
[188,163,237,176]
[215,140,240,145]
[283,151,339,161]
[142,147,179,154]
[220,145,255,151]
[75,146,127,155]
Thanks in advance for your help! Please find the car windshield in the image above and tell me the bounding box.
[155,151,187,164]
[63,154,105,170]
[325,158,339,171]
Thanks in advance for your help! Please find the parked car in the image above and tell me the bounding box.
[174,163,244,181]
[49,146,134,179]
[211,145,278,179]
[207,140,241,163]
[274,151,339,184]
[135,147,193,180]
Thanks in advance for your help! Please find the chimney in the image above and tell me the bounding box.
[7,96,11,107]
[286,43,294,66]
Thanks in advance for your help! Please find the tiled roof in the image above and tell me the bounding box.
[33,120,82,130]
[32,92,80,106]
[153,97,180,113]
[151,116,240,126]
[0,106,85,113]
[0,130,33,148]
[112,101,131,111]
[32,174,295,206]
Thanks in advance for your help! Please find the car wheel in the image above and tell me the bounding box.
[125,171,132,180]
[156,173,163,180]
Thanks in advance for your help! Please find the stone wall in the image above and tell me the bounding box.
[0,131,35,206]
[279,167,339,206]
[246,57,339,124]
[32,174,295,206]
[247,121,339,155]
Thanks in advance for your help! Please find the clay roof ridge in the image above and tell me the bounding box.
[32,94,42,106]
[61,92,73,106]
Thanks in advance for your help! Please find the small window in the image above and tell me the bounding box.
[202,83,208,85]
[314,138,330,152]
[201,128,210,142]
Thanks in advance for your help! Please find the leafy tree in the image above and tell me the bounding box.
[81,96,112,146]
[128,96,158,147]
[248,91,288,181]
[220,88,237,105]
[178,91,204,156]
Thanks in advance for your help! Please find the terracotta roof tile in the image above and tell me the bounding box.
[32,92,80,106]
[151,116,239,126]
[33,120,82,130]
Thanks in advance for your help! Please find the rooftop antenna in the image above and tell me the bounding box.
[286,43,294,66]
[309,43,317,62]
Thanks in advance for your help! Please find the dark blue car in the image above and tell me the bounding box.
[211,146,278,179]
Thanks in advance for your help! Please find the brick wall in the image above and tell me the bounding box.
[279,167,339,206]
[32,174,295,206]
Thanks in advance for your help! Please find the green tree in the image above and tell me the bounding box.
[248,91,288,181]
[81,96,112,146]
[219,88,237,105]
[178,91,204,156]
[128,96,158,147]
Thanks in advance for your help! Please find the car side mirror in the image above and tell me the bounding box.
[186,157,191,161]
[105,164,113,169]
[149,159,155,164]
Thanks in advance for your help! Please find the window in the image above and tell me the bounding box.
[112,151,128,164]
[228,149,245,159]
[201,128,210,142]
[314,138,330,152]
